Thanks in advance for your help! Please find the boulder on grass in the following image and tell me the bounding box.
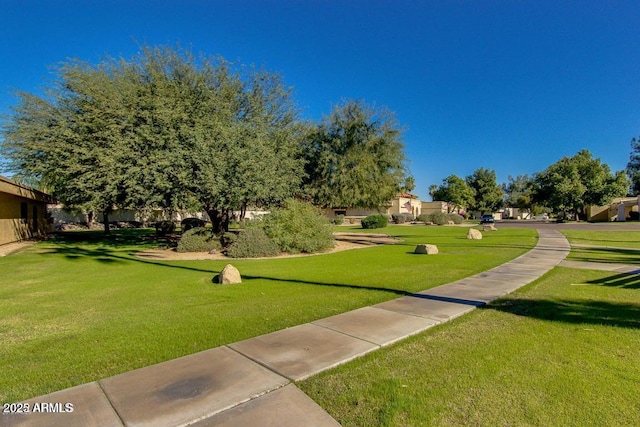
[414,244,439,255]
[217,264,242,284]
[483,224,497,231]
[467,228,483,240]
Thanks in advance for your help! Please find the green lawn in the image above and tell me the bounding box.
[0,225,535,402]
[562,230,640,265]
[300,266,640,426]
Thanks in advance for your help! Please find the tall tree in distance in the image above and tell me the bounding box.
[466,168,504,214]
[302,100,408,209]
[430,175,475,213]
[626,135,640,195]
[533,149,628,220]
[502,174,538,218]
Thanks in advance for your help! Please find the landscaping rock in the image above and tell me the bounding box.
[447,220,455,225]
[414,244,439,255]
[217,264,242,284]
[483,224,497,231]
[467,228,483,240]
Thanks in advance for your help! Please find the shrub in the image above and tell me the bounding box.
[417,214,430,223]
[426,212,464,225]
[220,231,238,248]
[260,199,335,254]
[155,220,176,235]
[226,228,280,258]
[176,227,221,253]
[392,213,413,224]
[333,214,345,225]
[361,214,388,229]
[447,213,463,224]
[181,217,205,233]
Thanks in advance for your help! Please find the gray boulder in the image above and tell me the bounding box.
[483,224,497,231]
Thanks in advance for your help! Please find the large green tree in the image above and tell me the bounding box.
[502,174,542,217]
[466,168,504,214]
[1,46,304,233]
[626,135,640,195]
[430,175,475,213]
[302,100,408,209]
[533,149,628,220]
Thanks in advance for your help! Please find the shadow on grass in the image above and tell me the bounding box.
[570,247,640,265]
[487,297,640,329]
[39,242,219,274]
[583,272,640,289]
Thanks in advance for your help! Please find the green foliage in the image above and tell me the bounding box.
[302,99,408,209]
[392,213,413,224]
[220,232,238,248]
[417,213,430,223]
[426,212,463,225]
[534,149,629,219]
[626,135,640,195]
[154,220,176,235]
[333,214,345,225]
[259,199,335,254]
[0,45,304,234]
[430,175,475,212]
[180,217,205,233]
[361,214,388,229]
[466,168,504,214]
[176,227,220,253]
[226,228,280,258]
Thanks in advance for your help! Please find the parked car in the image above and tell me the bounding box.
[480,214,495,224]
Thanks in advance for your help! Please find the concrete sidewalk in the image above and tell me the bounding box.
[1,229,571,427]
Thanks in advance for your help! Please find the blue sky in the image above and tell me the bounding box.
[1,0,639,200]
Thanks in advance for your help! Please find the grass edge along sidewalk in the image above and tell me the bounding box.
[1,226,535,404]
[2,228,560,427]
[300,236,640,426]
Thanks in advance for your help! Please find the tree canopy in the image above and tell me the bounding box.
[626,135,640,195]
[465,168,504,214]
[533,149,628,220]
[430,175,475,213]
[1,46,304,232]
[301,100,408,209]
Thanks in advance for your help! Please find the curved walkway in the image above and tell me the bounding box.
[2,229,571,427]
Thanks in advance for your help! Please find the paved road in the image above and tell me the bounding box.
[495,220,640,231]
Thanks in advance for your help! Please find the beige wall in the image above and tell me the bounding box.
[0,176,53,246]
[0,192,49,245]
[421,201,447,215]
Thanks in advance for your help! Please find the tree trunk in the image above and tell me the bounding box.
[206,207,230,234]
[87,211,95,228]
[103,210,111,234]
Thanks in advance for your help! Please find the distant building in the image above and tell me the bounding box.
[324,193,422,224]
[421,201,448,215]
[588,197,640,222]
[0,176,55,245]
[388,192,421,218]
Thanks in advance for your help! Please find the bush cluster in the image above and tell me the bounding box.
[361,214,388,229]
[181,217,205,233]
[392,213,413,224]
[176,227,221,253]
[155,220,176,235]
[226,228,280,258]
[333,214,345,225]
[419,212,464,225]
[260,199,334,254]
